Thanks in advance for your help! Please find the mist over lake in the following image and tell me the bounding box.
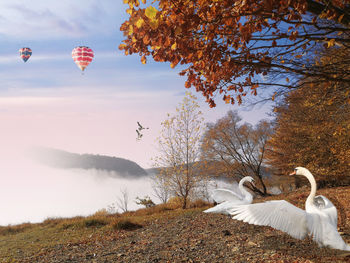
[0,150,156,226]
[0,145,247,226]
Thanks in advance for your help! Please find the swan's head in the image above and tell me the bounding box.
[243,176,255,185]
[290,167,310,176]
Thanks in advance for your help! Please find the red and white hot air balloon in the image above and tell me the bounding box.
[71,46,94,71]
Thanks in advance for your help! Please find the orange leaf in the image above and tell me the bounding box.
[119,44,126,50]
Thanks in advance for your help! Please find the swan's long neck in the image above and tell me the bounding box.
[239,178,253,202]
[302,169,317,206]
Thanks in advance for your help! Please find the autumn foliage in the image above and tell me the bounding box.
[153,92,207,208]
[120,0,350,106]
[266,65,350,187]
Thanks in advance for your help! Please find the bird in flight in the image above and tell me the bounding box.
[136,122,149,140]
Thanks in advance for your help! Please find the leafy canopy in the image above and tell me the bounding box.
[120,0,350,106]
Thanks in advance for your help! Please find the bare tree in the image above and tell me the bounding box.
[201,110,273,196]
[151,172,170,204]
[116,187,129,213]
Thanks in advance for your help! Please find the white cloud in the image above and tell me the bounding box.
[0,0,125,39]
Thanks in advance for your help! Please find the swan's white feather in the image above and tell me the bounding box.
[306,212,350,251]
[204,176,253,214]
[204,201,237,214]
[229,200,308,240]
[315,195,338,228]
[212,188,243,203]
[225,167,350,251]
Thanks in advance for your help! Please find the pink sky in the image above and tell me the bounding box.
[0,0,272,225]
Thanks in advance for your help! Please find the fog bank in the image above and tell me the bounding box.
[0,150,155,226]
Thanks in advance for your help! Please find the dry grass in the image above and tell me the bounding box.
[0,199,212,262]
[1,189,347,262]
[0,222,33,236]
[0,199,208,237]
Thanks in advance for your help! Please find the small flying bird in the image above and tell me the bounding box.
[137,121,149,131]
[136,121,149,140]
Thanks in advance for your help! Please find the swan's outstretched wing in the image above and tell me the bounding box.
[229,200,308,240]
[204,201,234,214]
[212,189,243,203]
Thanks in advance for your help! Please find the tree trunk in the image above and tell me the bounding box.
[182,197,187,209]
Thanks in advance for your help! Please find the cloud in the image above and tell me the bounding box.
[0,1,124,40]
[0,6,83,38]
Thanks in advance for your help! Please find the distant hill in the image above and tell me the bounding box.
[30,147,148,178]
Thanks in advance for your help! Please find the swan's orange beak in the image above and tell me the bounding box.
[289,171,296,176]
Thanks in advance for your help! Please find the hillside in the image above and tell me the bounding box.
[30,147,148,178]
[0,186,349,262]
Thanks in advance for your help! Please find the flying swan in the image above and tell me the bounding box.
[204,176,254,214]
[229,167,350,251]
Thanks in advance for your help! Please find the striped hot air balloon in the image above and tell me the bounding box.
[19,47,32,62]
[71,46,94,71]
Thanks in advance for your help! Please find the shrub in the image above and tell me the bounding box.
[82,218,108,228]
[112,219,142,231]
[135,196,155,208]
[93,209,110,217]
[42,217,62,226]
[0,223,33,236]
[189,199,211,208]
[167,196,184,209]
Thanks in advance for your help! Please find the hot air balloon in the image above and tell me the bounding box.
[19,47,32,62]
[71,46,94,71]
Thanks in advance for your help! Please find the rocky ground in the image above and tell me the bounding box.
[17,211,350,263]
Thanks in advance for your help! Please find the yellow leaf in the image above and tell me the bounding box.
[136,18,144,28]
[338,14,345,23]
[128,25,134,35]
[145,6,158,20]
[281,60,285,64]
[171,43,177,50]
[327,39,335,48]
[141,0,146,3]
[198,51,203,59]
[132,36,137,43]
[149,19,159,29]
[141,56,147,64]
[126,8,133,15]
